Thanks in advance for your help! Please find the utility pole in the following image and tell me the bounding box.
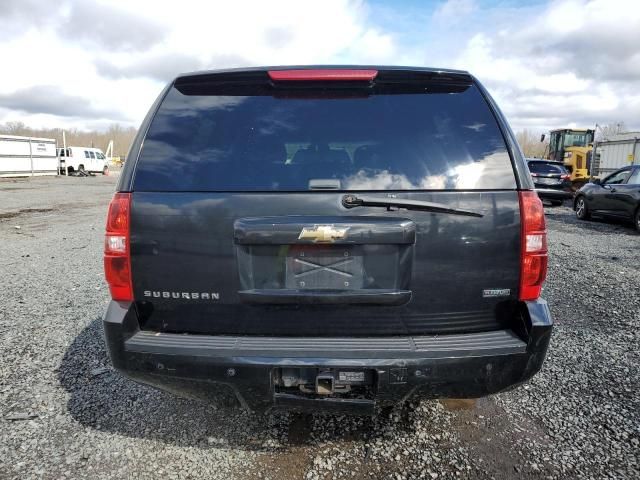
[592,124,599,178]
[63,130,68,176]
[105,140,114,162]
[28,137,33,177]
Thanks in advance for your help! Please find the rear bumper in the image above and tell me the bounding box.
[103,300,553,413]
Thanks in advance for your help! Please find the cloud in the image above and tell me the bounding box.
[0,86,124,120]
[96,53,204,82]
[2,0,45,19]
[96,52,255,83]
[0,0,56,40]
[0,0,164,50]
[496,0,640,84]
[451,0,640,131]
[56,1,165,52]
[433,0,477,21]
[263,27,295,50]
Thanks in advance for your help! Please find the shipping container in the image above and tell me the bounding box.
[0,134,58,177]
[593,132,640,177]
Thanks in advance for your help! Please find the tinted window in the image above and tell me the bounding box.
[604,169,631,185]
[528,162,567,175]
[134,84,515,191]
[628,169,640,185]
[89,151,96,159]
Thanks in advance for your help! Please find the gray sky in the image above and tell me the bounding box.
[0,0,638,133]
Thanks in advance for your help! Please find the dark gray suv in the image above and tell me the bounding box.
[102,66,552,414]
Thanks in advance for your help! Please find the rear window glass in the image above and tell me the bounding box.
[134,83,515,191]
[528,162,567,174]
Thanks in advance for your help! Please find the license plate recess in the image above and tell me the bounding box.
[285,245,364,290]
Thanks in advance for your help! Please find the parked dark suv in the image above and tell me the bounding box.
[526,158,573,206]
[103,66,553,414]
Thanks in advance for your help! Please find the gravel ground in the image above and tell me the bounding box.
[0,175,638,480]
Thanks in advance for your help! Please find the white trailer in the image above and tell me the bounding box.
[0,135,58,177]
[593,132,640,177]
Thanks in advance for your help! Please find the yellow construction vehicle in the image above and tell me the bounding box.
[543,128,594,187]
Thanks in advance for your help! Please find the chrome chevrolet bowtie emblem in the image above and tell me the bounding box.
[298,225,349,243]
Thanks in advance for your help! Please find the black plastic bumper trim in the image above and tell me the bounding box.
[125,329,526,359]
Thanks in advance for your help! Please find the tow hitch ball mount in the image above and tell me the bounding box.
[277,367,369,395]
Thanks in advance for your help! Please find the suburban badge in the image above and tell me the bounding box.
[143,291,220,300]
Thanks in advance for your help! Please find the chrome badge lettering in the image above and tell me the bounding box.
[144,291,220,300]
[298,225,349,243]
[482,288,511,298]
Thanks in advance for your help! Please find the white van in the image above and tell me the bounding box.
[58,147,109,175]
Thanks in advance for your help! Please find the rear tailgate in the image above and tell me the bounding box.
[127,68,523,337]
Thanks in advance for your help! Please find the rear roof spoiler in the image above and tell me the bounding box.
[174,65,474,91]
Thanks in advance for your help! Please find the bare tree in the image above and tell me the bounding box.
[2,121,29,135]
[596,122,626,141]
[516,129,548,158]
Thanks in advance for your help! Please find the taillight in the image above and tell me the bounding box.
[104,192,133,301]
[519,191,547,301]
[561,174,571,181]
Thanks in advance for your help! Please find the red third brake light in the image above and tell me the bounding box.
[268,69,378,82]
[519,191,548,301]
[104,192,133,301]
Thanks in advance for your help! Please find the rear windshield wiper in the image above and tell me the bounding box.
[342,194,483,217]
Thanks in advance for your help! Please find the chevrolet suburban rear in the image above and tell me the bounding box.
[103,66,553,414]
